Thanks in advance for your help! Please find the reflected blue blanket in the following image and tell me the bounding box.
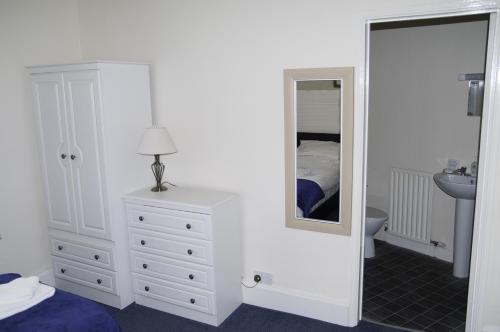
[0,273,121,332]
[297,179,325,217]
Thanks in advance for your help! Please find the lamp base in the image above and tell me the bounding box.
[151,184,168,192]
[150,154,168,192]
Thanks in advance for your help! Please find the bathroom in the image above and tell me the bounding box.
[362,15,488,331]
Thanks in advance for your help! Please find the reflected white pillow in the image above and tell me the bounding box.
[297,140,340,160]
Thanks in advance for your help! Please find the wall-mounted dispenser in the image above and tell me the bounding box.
[458,73,484,116]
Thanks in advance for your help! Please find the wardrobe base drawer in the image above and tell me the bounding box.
[53,257,118,295]
[54,277,129,309]
[134,294,220,326]
[132,274,215,315]
[50,237,115,271]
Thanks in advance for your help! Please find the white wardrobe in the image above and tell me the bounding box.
[29,61,152,308]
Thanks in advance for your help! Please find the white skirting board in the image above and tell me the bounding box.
[375,232,453,262]
[37,269,55,286]
[242,283,352,327]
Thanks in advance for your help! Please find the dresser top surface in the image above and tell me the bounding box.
[124,186,237,213]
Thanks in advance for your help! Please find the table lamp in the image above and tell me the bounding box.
[137,125,177,192]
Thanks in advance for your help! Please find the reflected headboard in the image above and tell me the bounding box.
[297,132,340,146]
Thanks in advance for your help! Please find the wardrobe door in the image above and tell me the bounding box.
[32,73,76,232]
[64,70,111,239]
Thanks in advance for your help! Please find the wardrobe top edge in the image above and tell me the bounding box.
[26,61,150,73]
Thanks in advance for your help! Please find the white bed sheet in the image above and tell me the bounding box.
[296,140,340,217]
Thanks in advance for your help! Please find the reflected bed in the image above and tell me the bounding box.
[296,132,340,221]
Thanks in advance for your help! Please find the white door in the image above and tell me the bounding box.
[32,73,76,232]
[64,70,111,239]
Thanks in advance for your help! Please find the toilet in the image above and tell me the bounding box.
[365,207,388,258]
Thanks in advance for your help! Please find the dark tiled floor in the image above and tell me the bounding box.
[363,241,468,331]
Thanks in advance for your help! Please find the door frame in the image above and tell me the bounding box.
[357,4,500,331]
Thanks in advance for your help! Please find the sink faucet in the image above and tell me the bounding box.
[453,167,468,175]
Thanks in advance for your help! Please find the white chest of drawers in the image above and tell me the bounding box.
[124,186,242,326]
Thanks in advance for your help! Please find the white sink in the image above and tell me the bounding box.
[433,173,477,200]
[433,172,477,278]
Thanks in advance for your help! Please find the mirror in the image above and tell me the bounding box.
[284,67,353,235]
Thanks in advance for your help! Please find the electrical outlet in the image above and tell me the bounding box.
[254,271,273,285]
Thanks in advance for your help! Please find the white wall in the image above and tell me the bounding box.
[367,21,487,261]
[0,0,82,276]
[76,0,367,313]
[297,87,341,134]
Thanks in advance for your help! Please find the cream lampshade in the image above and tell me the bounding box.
[137,126,177,192]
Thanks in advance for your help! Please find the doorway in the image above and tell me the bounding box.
[360,12,495,331]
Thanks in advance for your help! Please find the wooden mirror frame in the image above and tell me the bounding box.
[284,67,354,235]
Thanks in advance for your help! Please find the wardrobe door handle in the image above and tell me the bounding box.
[139,216,144,221]
[70,154,76,160]
[188,274,194,280]
[60,154,67,159]
[187,249,193,255]
[190,298,196,304]
[142,263,148,269]
[186,223,191,230]
[97,279,102,285]
[94,254,100,260]
[58,245,63,251]
[140,240,146,245]
[60,268,66,274]
[144,286,150,292]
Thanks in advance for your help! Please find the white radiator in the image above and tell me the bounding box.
[388,168,434,244]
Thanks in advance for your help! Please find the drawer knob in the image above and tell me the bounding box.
[57,245,63,251]
[94,254,100,260]
[190,298,196,304]
[60,268,66,274]
[187,249,193,255]
[139,216,144,221]
[70,154,77,160]
[61,153,67,159]
[144,286,150,292]
[97,279,102,285]
[188,274,194,280]
[186,223,191,230]
[140,240,146,245]
[142,263,148,269]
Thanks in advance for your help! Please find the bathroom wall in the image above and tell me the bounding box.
[367,20,488,261]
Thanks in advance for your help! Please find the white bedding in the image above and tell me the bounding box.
[296,140,340,216]
[0,276,55,320]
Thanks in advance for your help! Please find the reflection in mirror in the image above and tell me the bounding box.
[296,80,341,222]
[284,67,353,236]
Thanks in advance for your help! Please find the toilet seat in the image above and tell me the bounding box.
[366,207,388,222]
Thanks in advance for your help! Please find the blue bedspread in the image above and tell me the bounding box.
[0,273,121,332]
[297,179,325,217]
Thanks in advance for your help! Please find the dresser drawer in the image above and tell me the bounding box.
[126,204,211,240]
[133,274,215,314]
[50,237,115,271]
[129,229,213,266]
[53,257,118,295]
[130,251,214,291]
